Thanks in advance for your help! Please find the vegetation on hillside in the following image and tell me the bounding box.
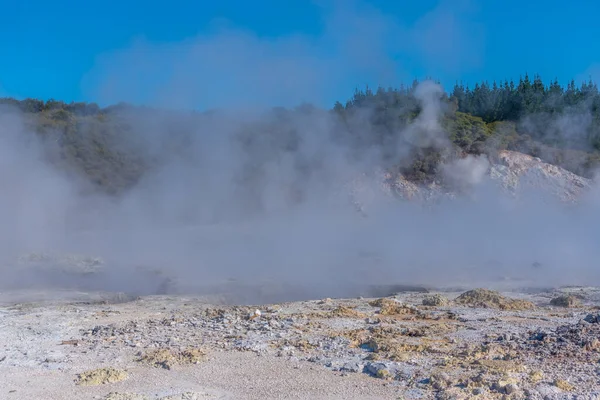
[1,74,599,194]
[337,75,600,180]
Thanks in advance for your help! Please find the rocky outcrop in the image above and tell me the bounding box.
[347,150,594,212]
[489,150,591,202]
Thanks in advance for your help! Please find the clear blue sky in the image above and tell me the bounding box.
[1,0,599,109]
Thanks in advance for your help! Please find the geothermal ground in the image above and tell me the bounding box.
[2,283,600,399]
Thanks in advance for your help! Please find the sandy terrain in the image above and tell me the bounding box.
[1,285,600,400]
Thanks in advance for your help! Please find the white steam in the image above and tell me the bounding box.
[1,1,600,303]
[443,154,490,188]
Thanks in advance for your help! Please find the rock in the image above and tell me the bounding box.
[324,359,345,370]
[504,383,519,395]
[429,372,452,390]
[233,339,270,353]
[365,362,396,379]
[550,295,581,308]
[522,388,542,399]
[375,369,392,380]
[584,338,600,351]
[493,377,519,393]
[535,384,564,398]
[340,362,364,373]
[423,294,449,307]
[584,313,600,323]
[248,309,261,320]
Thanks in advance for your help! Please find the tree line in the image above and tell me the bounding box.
[335,75,600,180]
[0,74,598,194]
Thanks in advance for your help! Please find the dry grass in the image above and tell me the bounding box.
[75,367,128,386]
[472,359,526,373]
[554,379,576,391]
[369,298,422,317]
[359,326,436,361]
[368,298,396,307]
[529,370,544,383]
[454,289,535,310]
[137,348,206,370]
[327,306,367,319]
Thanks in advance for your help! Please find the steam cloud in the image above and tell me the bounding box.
[1,1,600,303]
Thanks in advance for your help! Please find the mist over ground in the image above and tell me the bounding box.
[1,1,600,302]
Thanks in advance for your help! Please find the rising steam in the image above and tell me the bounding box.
[1,1,600,303]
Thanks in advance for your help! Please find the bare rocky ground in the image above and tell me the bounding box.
[348,150,593,210]
[2,285,600,400]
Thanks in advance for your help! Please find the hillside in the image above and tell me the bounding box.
[1,75,599,202]
[346,150,593,220]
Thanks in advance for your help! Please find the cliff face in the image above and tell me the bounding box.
[347,150,595,212]
[489,150,591,202]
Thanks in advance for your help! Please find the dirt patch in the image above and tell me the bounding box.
[454,289,535,310]
[75,367,128,386]
[137,348,206,370]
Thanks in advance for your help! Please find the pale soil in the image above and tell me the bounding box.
[0,290,401,400]
[1,352,395,400]
[1,286,600,399]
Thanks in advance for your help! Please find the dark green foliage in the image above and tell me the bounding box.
[347,76,600,178]
[444,112,491,153]
[397,148,444,184]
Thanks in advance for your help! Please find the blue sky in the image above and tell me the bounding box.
[1,0,599,109]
